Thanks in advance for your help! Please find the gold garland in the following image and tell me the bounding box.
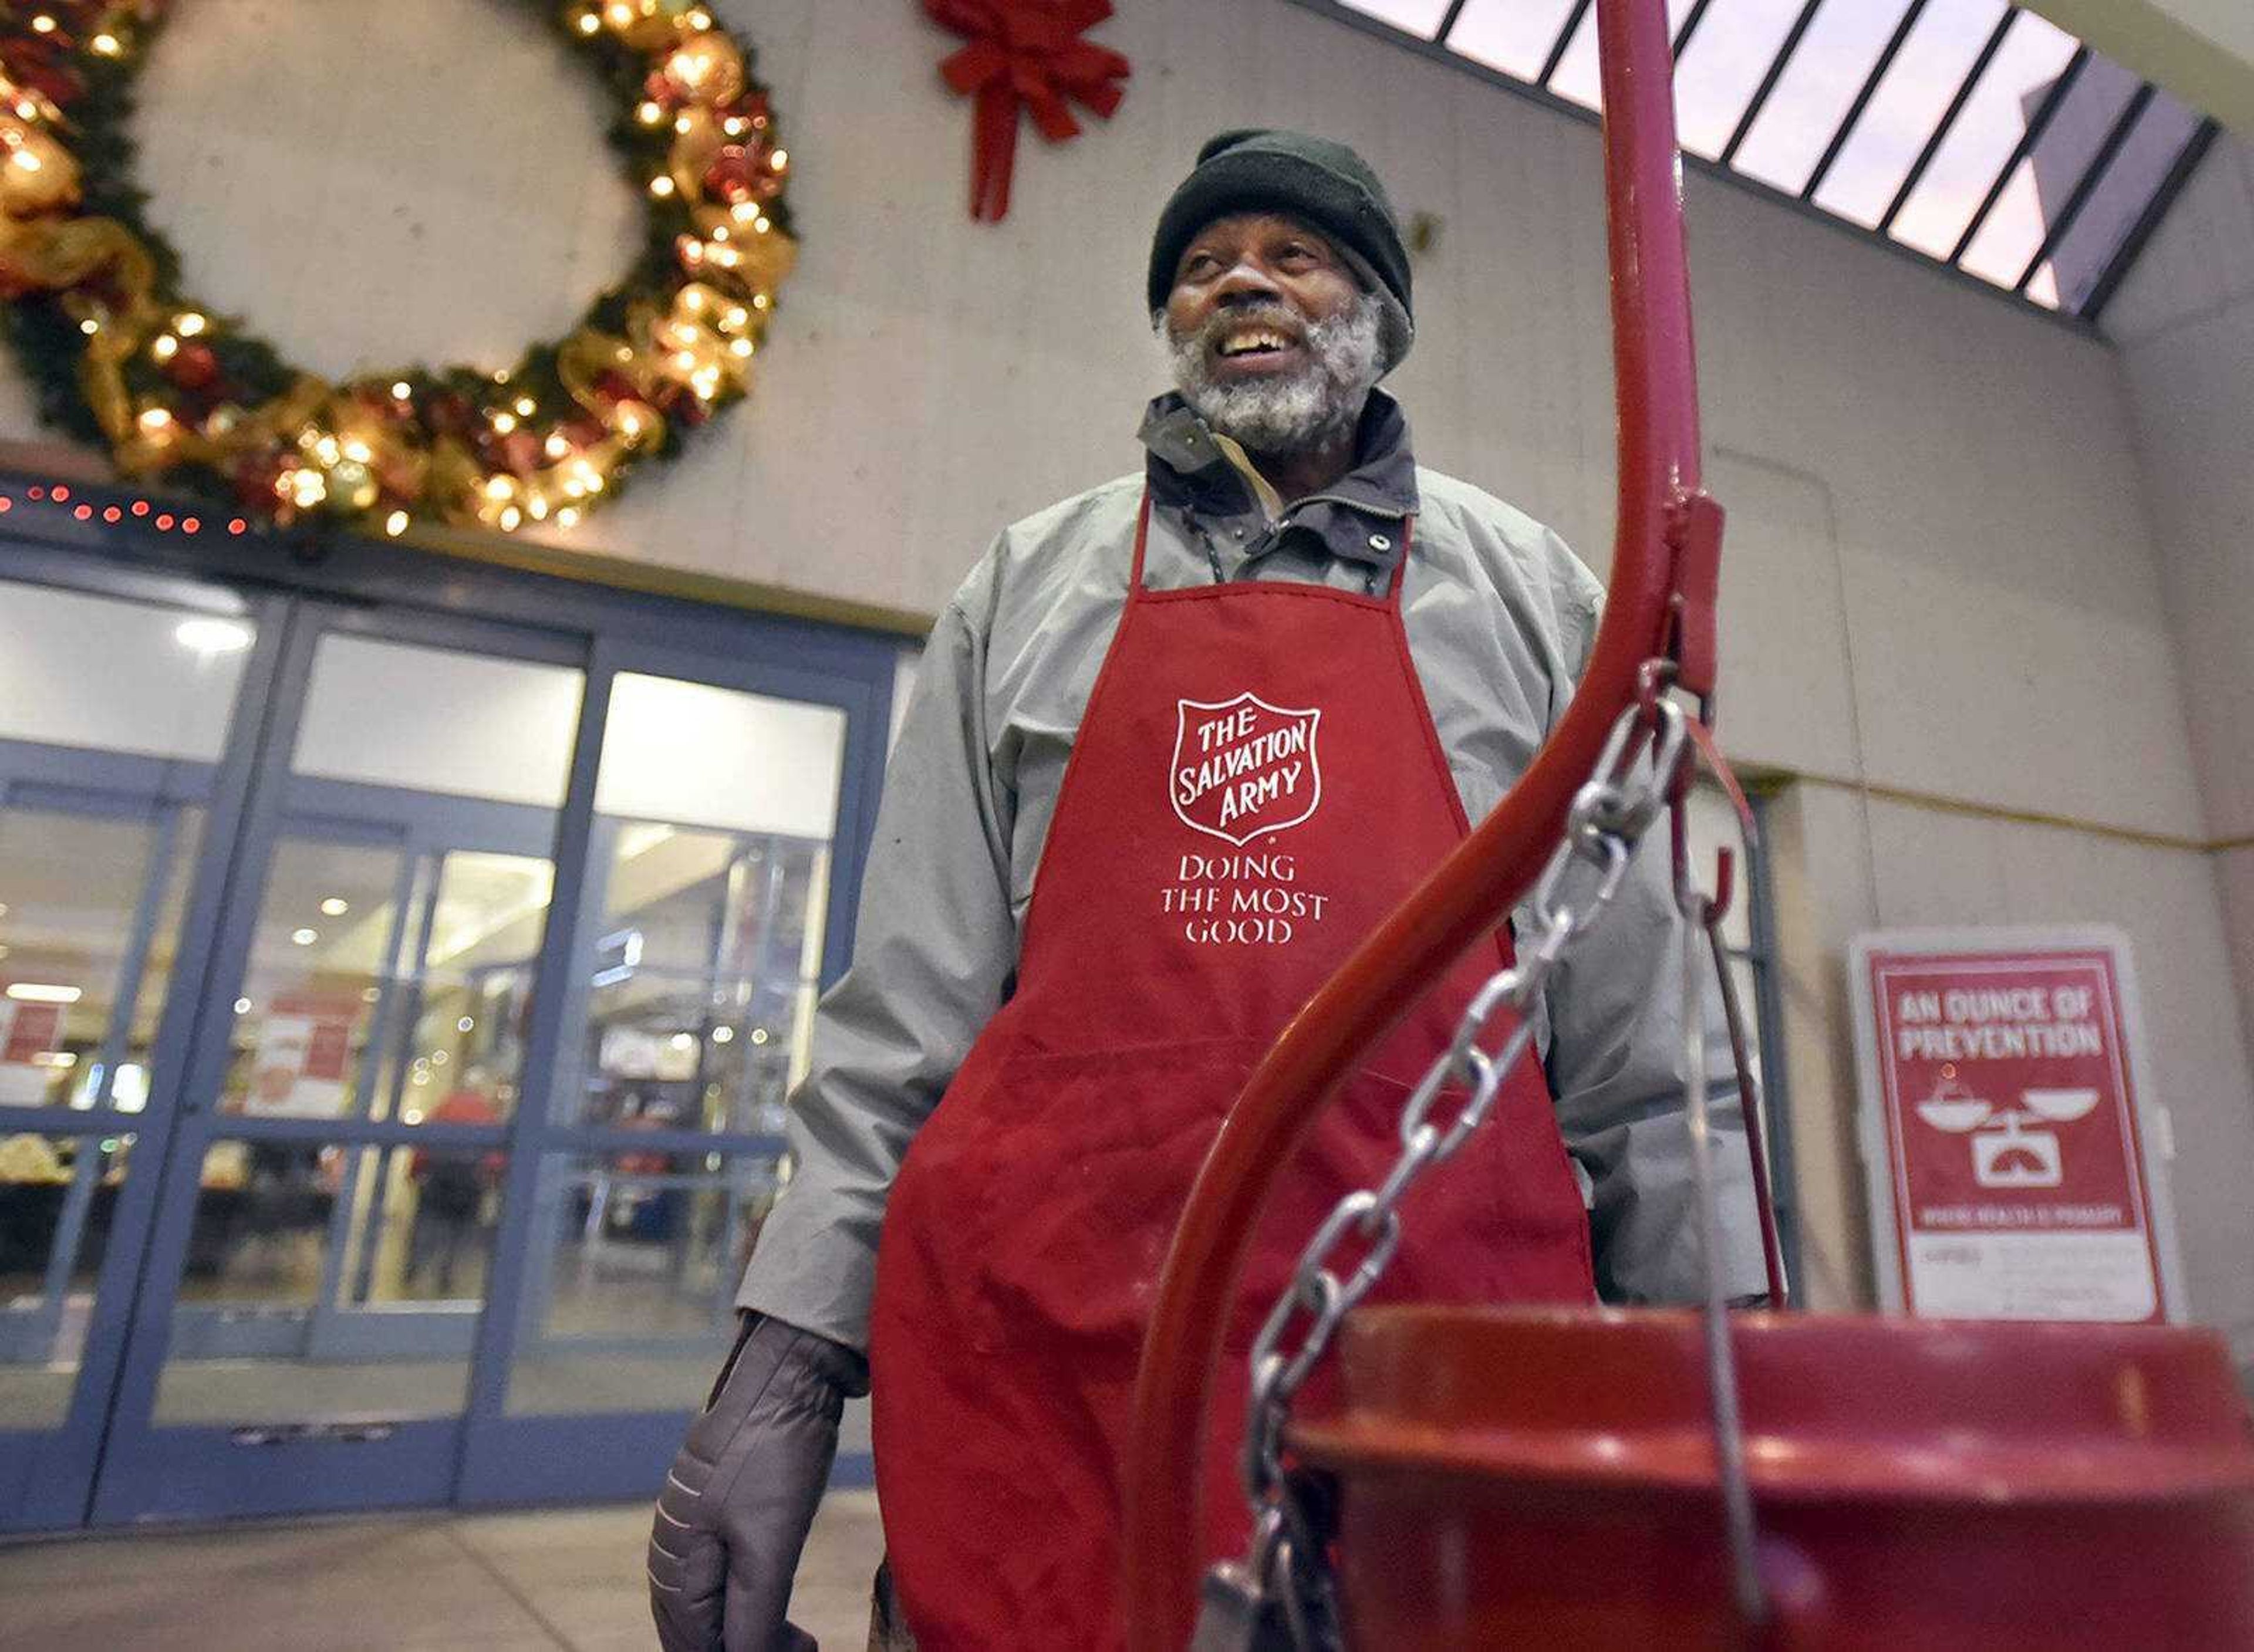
[0,1,795,535]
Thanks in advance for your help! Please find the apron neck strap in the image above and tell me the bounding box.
[1384,516,1415,603]
[1129,488,1155,591]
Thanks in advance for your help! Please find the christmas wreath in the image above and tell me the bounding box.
[0,0,795,535]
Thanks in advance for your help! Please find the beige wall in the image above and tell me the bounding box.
[0,0,2244,1356]
[2101,134,2254,1374]
[1764,785,2252,1346]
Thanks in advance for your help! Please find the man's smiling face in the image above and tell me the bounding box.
[1160,211,1385,458]
[1164,211,1359,382]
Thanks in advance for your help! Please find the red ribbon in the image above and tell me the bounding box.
[923,0,1129,221]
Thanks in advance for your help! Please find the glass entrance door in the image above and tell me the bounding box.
[457,647,884,1504]
[89,609,588,1522]
[0,567,270,1532]
[86,608,586,1523]
[0,528,897,1529]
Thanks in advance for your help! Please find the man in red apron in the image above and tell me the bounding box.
[652,130,1763,1652]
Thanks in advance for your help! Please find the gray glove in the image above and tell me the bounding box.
[649,1312,870,1652]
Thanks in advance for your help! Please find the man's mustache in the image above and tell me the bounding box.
[1184,303,1310,352]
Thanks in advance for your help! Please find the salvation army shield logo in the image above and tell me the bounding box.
[1170,692,1322,846]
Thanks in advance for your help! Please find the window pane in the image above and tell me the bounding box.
[292,634,583,808]
[570,826,831,1133]
[155,1137,507,1424]
[1668,0,1821,160]
[222,840,553,1127]
[595,674,845,839]
[556,675,848,1130]
[1889,12,2080,259]
[2042,91,2199,313]
[1812,0,2010,229]
[1732,0,1921,194]
[0,579,252,763]
[503,1148,783,1414]
[0,1131,133,1428]
[1445,0,1584,80]
[221,839,404,1121]
[0,803,204,1110]
[1957,55,2140,292]
[400,851,552,1126]
[1544,0,1710,112]
[1339,0,1455,36]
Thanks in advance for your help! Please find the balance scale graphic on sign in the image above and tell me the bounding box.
[1915,1074,2103,1189]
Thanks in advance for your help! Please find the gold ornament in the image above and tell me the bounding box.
[662,33,743,105]
[0,119,78,218]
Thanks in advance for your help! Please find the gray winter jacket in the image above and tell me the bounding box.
[738,390,1764,1347]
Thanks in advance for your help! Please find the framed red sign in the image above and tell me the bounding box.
[1848,927,2184,1324]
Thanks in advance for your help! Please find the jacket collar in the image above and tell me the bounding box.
[1137,388,1419,566]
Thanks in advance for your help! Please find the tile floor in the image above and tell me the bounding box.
[0,1490,886,1650]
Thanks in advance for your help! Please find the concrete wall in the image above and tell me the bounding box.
[2101,134,2254,1371]
[0,0,2245,1354]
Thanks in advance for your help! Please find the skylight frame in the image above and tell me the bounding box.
[1295,0,2220,328]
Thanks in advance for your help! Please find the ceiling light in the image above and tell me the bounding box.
[176,617,254,654]
[291,928,318,946]
[5,982,80,1003]
[320,897,349,917]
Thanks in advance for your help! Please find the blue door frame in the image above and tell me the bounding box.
[0,489,901,1529]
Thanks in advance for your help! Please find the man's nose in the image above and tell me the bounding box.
[1211,257,1283,306]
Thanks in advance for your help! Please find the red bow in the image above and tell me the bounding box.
[923,0,1129,221]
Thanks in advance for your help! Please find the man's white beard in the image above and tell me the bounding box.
[1163,291,1385,457]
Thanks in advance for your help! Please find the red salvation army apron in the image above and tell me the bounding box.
[867,496,1594,1650]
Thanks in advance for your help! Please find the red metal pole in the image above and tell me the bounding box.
[1121,1,1706,1645]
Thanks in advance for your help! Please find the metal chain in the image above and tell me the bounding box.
[1228,690,1690,1646]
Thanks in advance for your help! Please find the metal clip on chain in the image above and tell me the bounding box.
[1206,692,1690,1650]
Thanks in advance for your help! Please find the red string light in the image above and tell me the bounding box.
[0,478,278,538]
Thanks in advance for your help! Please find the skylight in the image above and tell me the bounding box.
[1310,0,2221,322]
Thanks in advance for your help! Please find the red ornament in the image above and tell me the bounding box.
[922,0,1129,221]
[496,428,543,478]
[424,391,478,440]
[228,448,291,511]
[593,369,643,408]
[0,36,86,108]
[703,143,758,202]
[165,340,220,391]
